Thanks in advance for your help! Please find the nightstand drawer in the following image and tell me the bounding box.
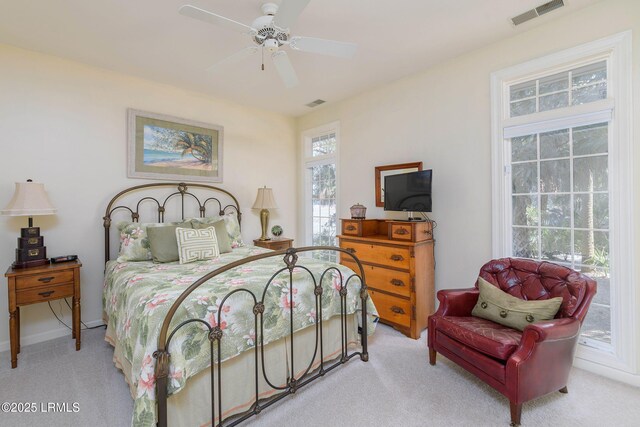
[16,283,74,305]
[369,290,411,328]
[253,238,293,250]
[15,270,74,290]
[268,241,291,251]
[16,270,73,291]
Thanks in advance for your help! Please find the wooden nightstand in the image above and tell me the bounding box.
[4,260,82,368]
[253,238,294,251]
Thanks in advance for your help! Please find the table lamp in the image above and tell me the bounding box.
[1,179,57,268]
[252,186,278,241]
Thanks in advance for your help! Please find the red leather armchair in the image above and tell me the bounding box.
[428,258,596,425]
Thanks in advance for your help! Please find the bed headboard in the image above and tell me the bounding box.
[103,182,241,263]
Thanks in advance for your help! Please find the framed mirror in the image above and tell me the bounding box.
[375,162,423,207]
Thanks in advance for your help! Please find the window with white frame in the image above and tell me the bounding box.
[302,124,339,262]
[491,32,634,369]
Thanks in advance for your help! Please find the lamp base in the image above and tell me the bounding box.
[13,224,48,269]
[12,259,49,269]
[259,208,270,241]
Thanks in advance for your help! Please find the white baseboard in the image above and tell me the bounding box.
[574,357,640,388]
[0,319,104,353]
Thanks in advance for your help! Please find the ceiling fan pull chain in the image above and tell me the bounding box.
[261,46,265,71]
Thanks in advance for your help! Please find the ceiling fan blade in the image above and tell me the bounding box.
[207,47,259,72]
[289,36,357,59]
[179,5,254,34]
[271,51,299,88]
[274,0,312,29]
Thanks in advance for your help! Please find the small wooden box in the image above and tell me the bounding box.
[341,219,379,237]
[16,247,47,263]
[20,227,41,238]
[17,236,44,249]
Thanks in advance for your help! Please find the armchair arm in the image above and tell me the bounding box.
[506,317,582,403]
[520,318,581,343]
[433,288,479,317]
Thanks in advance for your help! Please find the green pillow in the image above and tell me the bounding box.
[147,222,193,263]
[472,277,563,331]
[191,213,244,248]
[191,219,232,254]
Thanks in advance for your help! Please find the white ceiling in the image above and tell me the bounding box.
[0,0,601,116]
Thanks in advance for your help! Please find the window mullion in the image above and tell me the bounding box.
[569,127,576,269]
[536,133,542,260]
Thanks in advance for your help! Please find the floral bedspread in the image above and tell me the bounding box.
[103,246,377,426]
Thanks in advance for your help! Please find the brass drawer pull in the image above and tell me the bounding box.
[38,277,55,283]
[390,254,404,261]
[390,306,405,315]
[390,279,405,287]
[38,290,55,298]
[345,225,357,231]
[345,248,356,254]
[394,228,409,235]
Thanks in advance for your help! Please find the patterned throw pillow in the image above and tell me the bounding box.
[117,222,157,262]
[191,212,244,248]
[176,227,220,264]
[117,221,189,262]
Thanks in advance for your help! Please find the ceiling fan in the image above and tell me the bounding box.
[179,0,357,88]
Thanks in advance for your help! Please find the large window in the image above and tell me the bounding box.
[491,32,634,371]
[510,122,610,343]
[302,123,339,262]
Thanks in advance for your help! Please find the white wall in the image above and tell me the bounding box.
[0,44,297,354]
[297,0,640,382]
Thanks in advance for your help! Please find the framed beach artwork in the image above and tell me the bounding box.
[127,109,223,182]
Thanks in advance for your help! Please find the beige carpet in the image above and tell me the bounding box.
[1,323,639,426]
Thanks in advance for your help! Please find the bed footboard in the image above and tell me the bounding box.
[154,246,369,427]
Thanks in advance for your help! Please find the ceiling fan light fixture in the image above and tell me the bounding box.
[264,39,279,53]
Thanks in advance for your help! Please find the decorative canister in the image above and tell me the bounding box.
[350,203,367,219]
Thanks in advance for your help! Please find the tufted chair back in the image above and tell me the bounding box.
[477,257,597,323]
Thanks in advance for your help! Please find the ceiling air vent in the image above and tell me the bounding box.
[511,0,564,26]
[305,99,326,108]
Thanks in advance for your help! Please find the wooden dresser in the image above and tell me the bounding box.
[338,219,434,339]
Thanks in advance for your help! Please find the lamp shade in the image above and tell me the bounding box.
[252,187,278,210]
[1,181,57,216]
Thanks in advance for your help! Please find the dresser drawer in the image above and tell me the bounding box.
[340,241,410,270]
[341,219,379,237]
[389,223,413,241]
[16,283,74,305]
[15,270,75,290]
[342,260,410,298]
[342,220,361,236]
[369,290,411,328]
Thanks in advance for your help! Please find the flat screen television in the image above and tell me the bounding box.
[384,169,432,213]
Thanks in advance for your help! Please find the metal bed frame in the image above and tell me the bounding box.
[103,182,369,427]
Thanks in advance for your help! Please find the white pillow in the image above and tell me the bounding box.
[176,227,220,264]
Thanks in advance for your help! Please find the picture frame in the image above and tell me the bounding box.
[127,109,223,182]
[375,162,423,207]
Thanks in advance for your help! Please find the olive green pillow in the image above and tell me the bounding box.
[472,277,563,331]
[191,219,232,254]
[147,222,193,263]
